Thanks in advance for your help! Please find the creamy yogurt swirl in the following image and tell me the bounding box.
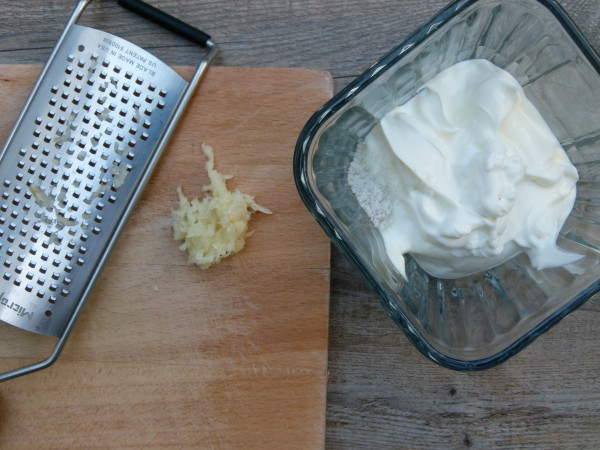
[348,59,581,279]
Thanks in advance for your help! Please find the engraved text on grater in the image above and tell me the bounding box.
[100,36,160,77]
[0,292,33,320]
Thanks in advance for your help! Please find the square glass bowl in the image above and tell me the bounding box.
[294,0,600,370]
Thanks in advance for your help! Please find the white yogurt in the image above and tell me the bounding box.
[348,59,581,279]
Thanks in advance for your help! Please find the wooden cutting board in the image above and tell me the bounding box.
[0,65,332,449]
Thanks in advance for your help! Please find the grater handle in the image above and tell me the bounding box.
[117,0,212,47]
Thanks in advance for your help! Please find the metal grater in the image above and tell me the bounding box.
[0,0,218,382]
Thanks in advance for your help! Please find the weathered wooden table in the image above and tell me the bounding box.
[1,0,599,448]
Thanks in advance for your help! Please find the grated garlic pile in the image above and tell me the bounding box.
[172,143,271,269]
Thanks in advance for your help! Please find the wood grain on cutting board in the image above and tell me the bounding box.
[0,65,332,449]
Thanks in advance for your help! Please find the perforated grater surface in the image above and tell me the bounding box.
[0,0,218,382]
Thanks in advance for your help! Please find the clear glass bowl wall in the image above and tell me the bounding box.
[303,0,600,369]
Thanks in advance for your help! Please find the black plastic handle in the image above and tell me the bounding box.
[117,0,211,47]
